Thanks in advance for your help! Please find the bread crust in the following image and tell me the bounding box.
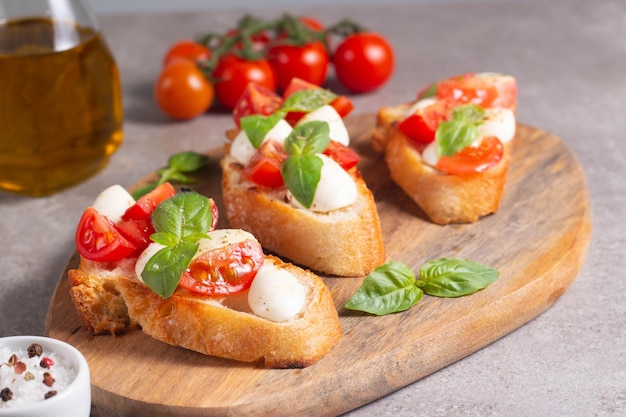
[375,104,511,225]
[220,154,385,276]
[69,255,342,368]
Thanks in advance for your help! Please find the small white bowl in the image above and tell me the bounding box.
[0,336,90,417]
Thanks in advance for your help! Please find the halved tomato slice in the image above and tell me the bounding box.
[232,82,283,127]
[117,217,155,254]
[76,207,137,262]
[122,182,176,221]
[243,140,287,188]
[430,73,517,110]
[178,239,265,295]
[435,136,504,175]
[323,140,360,170]
[398,98,451,144]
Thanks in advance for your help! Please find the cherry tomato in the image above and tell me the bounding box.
[233,82,283,127]
[116,217,155,254]
[268,40,330,92]
[212,54,276,111]
[436,136,504,175]
[423,73,518,110]
[178,238,265,295]
[323,140,360,170]
[162,40,211,68]
[208,198,219,231]
[333,32,394,93]
[398,99,451,144]
[75,208,137,262]
[155,60,214,120]
[122,182,176,221]
[282,77,354,124]
[243,140,287,188]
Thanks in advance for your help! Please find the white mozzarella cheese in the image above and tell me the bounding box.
[91,184,135,224]
[477,107,516,144]
[288,154,357,212]
[230,119,293,166]
[296,104,350,146]
[248,260,305,322]
[421,141,439,167]
[404,96,439,118]
[135,242,166,281]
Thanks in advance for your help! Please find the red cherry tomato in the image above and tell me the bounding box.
[243,140,287,188]
[398,99,451,144]
[208,198,219,231]
[116,217,155,254]
[323,140,360,170]
[162,40,211,67]
[268,40,330,92]
[75,208,137,262]
[282,77,354,125]
[435,136,504,175]
[122,182,177,221]
[422,73,518,110]
[233,82,284,127]
[333,32,394,93]
[178,238,265,295]
[154,60,214,120]
[212,54,276,111]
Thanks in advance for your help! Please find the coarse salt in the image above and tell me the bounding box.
[0,344,77,409]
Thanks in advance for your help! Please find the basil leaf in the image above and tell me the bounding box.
[435,104,485,157]
[168,151,208,172]
[281,154,323,208]
[141,242,198,298]
[284,121,330,156]
[240,113,285,148]
[418,258,500,297]
[345,261,423,315]
[281,89,337,113]
[150,231,180,247]
[151,192,212,242]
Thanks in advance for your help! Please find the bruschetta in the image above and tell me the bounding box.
[372,72,518,224]
[221,79,385,276]
[68,183,342,368]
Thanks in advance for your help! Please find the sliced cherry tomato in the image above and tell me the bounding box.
[75,207,137,262]
[243,140,287,188]
[323,140,360,170]
[333,32,394,93]
[435,136,504,175]
[117,217,155,254]
[154,60,214,120]
[282,77,354,124]
[427,73,517,110]
[233,82,283,127]
[162,40,211,68]
[398,99,451,144]
[122,182,176,221]
[178,239,265,295]
[212,54,276,111]
[208,198,219,231]
[329,95,354,118]
[268,40,329,92]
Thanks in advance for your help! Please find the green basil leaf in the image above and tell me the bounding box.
[240,113,285,148]
[141,242,198,298]
[284,121,330,156]
[168,151,208,172]
[281,89,337,113]
[344,261,423,315]
[151,191,212,242]
[435,104,485,157]
[150,231,180,247]
[418,258,500,297]
[281,154,323,208]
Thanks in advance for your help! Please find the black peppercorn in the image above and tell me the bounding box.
[0,387,12,402]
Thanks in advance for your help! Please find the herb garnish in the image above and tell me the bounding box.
[344,258,500,316]
[132,151,209,199]
[435,104,485,158]
[141,190,213,298]
[281,120,331,208]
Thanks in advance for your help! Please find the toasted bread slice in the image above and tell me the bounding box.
[68,255,342,368]
[220,152,385,277]
[374,104,512,225]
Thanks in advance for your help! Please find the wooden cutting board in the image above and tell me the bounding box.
[45,115,592,417]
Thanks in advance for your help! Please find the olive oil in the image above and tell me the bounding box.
[0,18,123,196]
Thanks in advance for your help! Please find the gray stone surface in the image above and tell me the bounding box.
[1,0,624,416]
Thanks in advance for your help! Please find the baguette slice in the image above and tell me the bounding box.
[68,255,342,368]
[374,103,512,225]
[220,152,385,277]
